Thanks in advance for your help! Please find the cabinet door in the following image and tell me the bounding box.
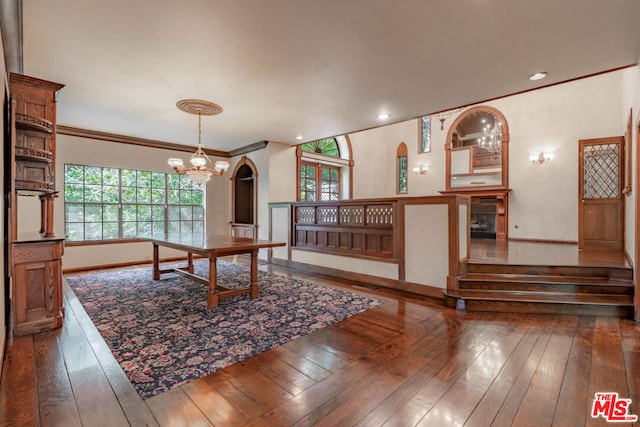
[12,240,64,335]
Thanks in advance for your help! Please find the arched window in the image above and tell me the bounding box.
[397,142,408,194]
[300,138,340,157]
[297,136,353,201]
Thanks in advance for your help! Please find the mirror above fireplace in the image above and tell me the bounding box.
[445,105,509,191]
[440,105,511,240]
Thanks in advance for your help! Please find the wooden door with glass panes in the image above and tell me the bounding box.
[578,136,624,251]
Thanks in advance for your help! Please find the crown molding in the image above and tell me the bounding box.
[56,125,268,158]
[228,140,269,157]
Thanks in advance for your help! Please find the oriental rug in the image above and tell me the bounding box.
[66,260,382,399]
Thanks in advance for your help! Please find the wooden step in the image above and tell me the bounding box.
[443,289,634,317]
[459,273,633,295]
[466,262,633,281]
[450,260,634,317]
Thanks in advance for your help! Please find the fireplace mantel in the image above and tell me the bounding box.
[440,187,511,240]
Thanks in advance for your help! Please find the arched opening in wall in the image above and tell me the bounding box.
[231,156,258,238]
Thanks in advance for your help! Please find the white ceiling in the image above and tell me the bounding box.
[20,0,640,152]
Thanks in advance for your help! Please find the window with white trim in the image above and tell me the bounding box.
[64,164,204,242]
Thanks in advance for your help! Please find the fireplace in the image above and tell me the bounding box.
[440,188,510,240]
[470,202,497,239]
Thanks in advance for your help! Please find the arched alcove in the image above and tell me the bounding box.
[231,156,258,238]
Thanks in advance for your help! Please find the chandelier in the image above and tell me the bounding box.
[477,121,502,153]
[167,99,230,185]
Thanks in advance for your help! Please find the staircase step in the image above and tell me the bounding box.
[443,289,634,316]
[445,289,633,305]
[459,273,633,294]
[466,263,633,281]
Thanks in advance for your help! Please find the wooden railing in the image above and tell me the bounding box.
[292,199,400,262]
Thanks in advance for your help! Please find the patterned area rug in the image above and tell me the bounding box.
[66,260,383,399]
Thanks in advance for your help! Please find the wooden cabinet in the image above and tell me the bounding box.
[10,73,63,194]
[11,238,64,336]
[9,73,65,336]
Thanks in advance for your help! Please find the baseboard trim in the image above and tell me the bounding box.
[508,237,578,245]
[624,249,634,268]
[270,258,444,300]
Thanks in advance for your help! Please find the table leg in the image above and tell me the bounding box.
[187,252,194,273]
[153,243,160,280]
[250,249,259,299]
[207,256,219,308]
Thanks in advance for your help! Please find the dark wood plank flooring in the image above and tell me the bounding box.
[470,239,631,268]
[1,251,639,426]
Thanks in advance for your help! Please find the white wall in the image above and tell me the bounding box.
[495,71,622,241]
[404,204,449,288]
[344,70,624,242]
[350,118,447,198]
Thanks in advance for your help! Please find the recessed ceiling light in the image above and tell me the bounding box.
[296,135,303,140]
[529,72,547,81]
[377,113,390,120]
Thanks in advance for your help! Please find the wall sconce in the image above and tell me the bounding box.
[530,152,552,164]
[413,165,429,175]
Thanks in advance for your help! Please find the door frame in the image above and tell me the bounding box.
[578,136,625,251]
[635,117,639,320]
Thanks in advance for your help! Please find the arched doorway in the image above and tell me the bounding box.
[231,156,258,238]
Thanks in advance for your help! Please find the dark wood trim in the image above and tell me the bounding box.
[344,135,354,199]
[444,105,510,191]
[228,140,268,157]
[57,125,227,157]
[508,237,578,245]
[295,148,302,202]
[56,126,272,158]
[623,108,633,196]
[636,117,640,320]
[270,257,444,300]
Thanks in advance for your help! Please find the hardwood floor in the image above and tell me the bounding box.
[470,239,632,268]
[1,257,639,426]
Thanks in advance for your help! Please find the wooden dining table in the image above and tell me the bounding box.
[144,233,286,308]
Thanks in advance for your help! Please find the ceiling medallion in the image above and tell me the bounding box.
[176,99,224,116]
[167,99,229,185]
